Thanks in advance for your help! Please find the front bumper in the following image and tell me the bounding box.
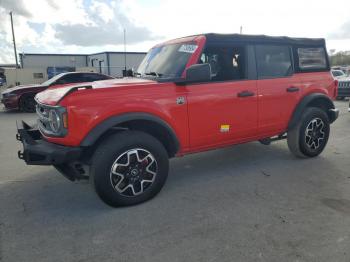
[16,120,81,165]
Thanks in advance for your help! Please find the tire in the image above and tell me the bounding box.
[19,94,36,112]
[287,107,330,158]
[90,131,169,207]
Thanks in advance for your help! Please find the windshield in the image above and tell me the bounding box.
[41,73,65,86]
[136,42,198,78]
[332,70,345,77]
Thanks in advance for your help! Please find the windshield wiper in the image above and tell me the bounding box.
[145,72,162,77]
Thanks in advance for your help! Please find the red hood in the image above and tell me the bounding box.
[35,77,157,106]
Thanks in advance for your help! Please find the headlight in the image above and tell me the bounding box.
[36,103,67,137]
[2,92,17,98]
[48,109,61,133]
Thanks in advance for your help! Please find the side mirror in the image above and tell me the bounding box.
[185,63,211,83]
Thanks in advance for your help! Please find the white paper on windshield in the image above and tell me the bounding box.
[178,44,198,53]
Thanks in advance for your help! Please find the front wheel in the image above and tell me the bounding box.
[90,131,169,207]
[287,107,330,158]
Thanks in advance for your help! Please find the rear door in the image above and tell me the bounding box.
[256,45,302,136]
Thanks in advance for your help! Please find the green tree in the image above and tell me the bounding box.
[329,51,350,66]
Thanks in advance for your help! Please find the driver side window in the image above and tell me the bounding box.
[199,45,247,81]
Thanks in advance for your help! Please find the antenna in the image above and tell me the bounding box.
[123,28,127,76]
[9,11,19,68]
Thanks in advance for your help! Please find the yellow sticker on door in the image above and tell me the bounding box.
[220,124,230,133]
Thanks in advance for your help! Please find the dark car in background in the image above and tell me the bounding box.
[1,72,113,112]
[337,79,350,99]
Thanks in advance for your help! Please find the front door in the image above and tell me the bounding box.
[186,44,258,151]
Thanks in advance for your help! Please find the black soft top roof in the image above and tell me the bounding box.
[204,33,325,47]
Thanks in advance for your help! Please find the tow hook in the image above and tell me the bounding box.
[16,133,22,141]
[18,150,24,160]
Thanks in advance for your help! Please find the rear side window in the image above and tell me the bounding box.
[297,48,327,70]
[255,45,292,79]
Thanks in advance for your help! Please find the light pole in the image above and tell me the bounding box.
[124,29,127,76]
[9,11,19,68]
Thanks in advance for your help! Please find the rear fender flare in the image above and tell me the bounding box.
[288,93,335,130]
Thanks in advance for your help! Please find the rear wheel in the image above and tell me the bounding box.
[287,107,330,158]
[90,131,169,207]
[19,94,36,113]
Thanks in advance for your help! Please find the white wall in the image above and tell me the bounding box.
[21,54,87,68]
[108,53,146,77]
[19,52,147,77]
[87,53,108,75]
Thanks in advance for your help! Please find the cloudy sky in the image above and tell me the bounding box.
[0,0,350,64]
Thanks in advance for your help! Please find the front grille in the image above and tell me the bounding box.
[338,81,350,88]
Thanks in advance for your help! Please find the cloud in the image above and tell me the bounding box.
[54,1,161,46]
[55,23,159,46]
[328,20,350,40]
[0,31,13,63]
[1,0,350,64]
[0,0,31,17]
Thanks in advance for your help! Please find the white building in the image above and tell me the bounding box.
[19,51,147,77]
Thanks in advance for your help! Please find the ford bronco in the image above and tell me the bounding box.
[16,34,339,207]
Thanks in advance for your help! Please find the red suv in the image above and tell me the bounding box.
[16,34,339,207]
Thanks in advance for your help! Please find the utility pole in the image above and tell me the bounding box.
[123,28,127,76]
[9,11,19,68]
[240,26,243,34]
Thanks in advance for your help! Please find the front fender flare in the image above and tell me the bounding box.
[80,112,180,154]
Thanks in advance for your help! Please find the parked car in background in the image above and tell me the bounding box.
[331,69,350,99]
[332,66,350,77]
[1,72,113,112]
[331,69,346,79]
[337,79,350,99]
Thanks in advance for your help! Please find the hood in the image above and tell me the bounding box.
[35,77,157,106]
[2,83,44,94]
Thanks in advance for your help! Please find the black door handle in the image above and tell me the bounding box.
[286,86,300,92]
[237,90,255,97]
